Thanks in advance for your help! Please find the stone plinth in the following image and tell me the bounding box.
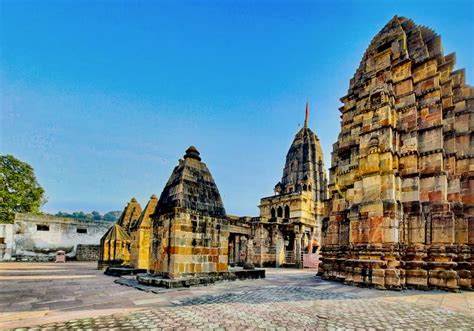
[137,268,265,289]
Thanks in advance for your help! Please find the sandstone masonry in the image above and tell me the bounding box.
[319,16,473,291]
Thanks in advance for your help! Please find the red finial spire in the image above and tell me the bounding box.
[304,100,309,128]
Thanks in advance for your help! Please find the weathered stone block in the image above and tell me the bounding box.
[321,16,473,291]
[395,79,413,96]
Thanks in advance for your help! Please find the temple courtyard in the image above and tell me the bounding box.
[0,263,472,330]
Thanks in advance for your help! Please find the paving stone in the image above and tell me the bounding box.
[2,263,474,330]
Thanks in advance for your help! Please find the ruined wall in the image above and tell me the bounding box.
[320,16,473,291]
[8,213,112,261]
[76,244,100,261]
[0,223,14,261]
[227,215,252,267]
[251,224,286,267]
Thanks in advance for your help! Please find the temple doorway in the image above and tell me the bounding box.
[228,233,247,267]
[283,232,295,264]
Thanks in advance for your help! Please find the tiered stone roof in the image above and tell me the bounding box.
[101,224,131,242]
[154,146,226,218]
[116,197,142,231]
[321,15,473,291]
[277,105,327,201]
[131,194,158,230]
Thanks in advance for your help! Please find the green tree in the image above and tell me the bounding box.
[103,210,121,222]
[0,155,46,223]
[72,211,86,219]
[56,211,72,218]
[91,211,102,220]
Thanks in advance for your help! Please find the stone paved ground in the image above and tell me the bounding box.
[0,262,473,330]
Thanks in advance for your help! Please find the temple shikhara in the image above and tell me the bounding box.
[97,16,472,291]
[257,102,327,268]
[146,146,230,284]
[319,16,473,291]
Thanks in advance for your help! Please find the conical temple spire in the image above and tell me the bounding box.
[155,146,226,217]
[304,100,309,128]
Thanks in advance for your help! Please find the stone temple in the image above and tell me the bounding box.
[97,16,471,292]
[147,146,229,279]
[257,103,327,267]
[98,197,142,269]
[319,16,473,291]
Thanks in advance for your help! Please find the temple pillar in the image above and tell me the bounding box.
[244,237,255,270]
[295,226,303,268]
[273,225,284,267]
[257,223,265,267]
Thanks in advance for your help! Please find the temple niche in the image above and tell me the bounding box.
[319,16,473,291]
[257,103,328,268]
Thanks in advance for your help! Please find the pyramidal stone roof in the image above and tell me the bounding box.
[276,104,326,199]
[116,197,142,231]
[154,146,226,218]
[350,15,442,94]
[131,194,159,229]
[102,224,131,242]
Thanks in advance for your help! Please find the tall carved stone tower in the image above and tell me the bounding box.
[258,103,327,267]
[148,146,229,279]
[320,16,473,291]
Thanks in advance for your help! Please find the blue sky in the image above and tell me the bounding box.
[1,0,473,216]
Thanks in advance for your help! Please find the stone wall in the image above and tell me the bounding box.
[0,223,15,261]
[76,244,100,261]
[6,213,113,261]
[150,211,229,278]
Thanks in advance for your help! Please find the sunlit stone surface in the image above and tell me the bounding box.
[148,146,230,279]
[320,16,473,291]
